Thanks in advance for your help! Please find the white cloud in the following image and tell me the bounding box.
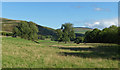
[94,22,100,25]
[94,8,110,12]
[85,18,118,29]
[95,8,102,11]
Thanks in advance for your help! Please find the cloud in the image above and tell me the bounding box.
[85,18,118,29]
[95,8,102,11]
[94,8,110,12]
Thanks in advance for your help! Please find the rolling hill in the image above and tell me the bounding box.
[74,27,93,34]
[1,18,21,32]
[1,18,56,36]
[1,18,92,36]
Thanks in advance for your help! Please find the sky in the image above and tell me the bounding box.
[2,2,118,29]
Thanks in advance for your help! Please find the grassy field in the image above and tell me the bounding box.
[2,37,119,68]
[74,27,92,34]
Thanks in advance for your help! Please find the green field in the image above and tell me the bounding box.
[2,37,119,68]
[74,27,93,34]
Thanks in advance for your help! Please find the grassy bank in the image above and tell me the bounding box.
[2,37,119,68]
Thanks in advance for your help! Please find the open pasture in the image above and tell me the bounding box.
[2,37,119,68]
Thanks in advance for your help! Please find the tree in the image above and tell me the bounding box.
[28,21,38,41]
[38,35,46,40]
[61,23,75,43]
[84,25,119,43]
[84,31,92,43]
[90,28,101,43]
[13,21,38,41]
[99,25,118,43]
[69,29,75,41]
[74,37,84,44]
[118,27,120,44]
[62,31,70,44]
[13,26,21,37]
[56,29,63,43]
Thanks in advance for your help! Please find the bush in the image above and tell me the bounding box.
[84,25,119,43]
[46,35,52,38]
[13,21,38,41]
[1,32,13,36]
[74,37,84,44]
[38,35,46,40]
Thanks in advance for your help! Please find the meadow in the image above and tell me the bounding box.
[2,37,119,68]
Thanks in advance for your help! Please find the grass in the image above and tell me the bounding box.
[74,28,92,34]
[2,37,119,68]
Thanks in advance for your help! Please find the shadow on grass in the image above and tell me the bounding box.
[59,47,95,51]
[58,45,120,60]
[34,41,40,44]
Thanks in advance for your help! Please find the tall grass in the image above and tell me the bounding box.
[2,37,119,68]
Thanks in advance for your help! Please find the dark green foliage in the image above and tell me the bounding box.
[13,21,38,41]
[56,29,63,43]
[74,37,84,44]
[118,27,120,44]
[62,31,70,44]
[69,30,75,41]
[85,28,101,43]
[1,32,13,36]
[37,25,56,36]
[45,35,52,38]
[61,23,75,43]
[56,23,75,43]
[75,33,84,37]
[84,25,119,44]
[98,25,118,43]
[13,27,21,37]
[38,35,46,40]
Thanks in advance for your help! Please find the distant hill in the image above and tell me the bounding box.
[1,18,92,37]
[74,27,93,34]
[1,18,56,36]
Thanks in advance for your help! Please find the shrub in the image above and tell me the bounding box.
[1,32,13,36]
[74,37,84,44]
[13,21,38,41]
[38,35,46,40]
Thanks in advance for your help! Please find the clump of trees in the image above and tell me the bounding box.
[74,36,84,44]
[13,21,38,41]
[1,32,13,36]
[38,35,46,40]
[12,20,119,44]
[55,24,119,44]
[84,25,119,44]
[56,23,75,43]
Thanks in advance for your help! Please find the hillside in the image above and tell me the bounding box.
[1,18,92,36]
[1,18,21,32]
[1,18,56,36]
[74,27,93,34]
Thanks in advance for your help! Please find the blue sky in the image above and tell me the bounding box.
[2,2,118,29]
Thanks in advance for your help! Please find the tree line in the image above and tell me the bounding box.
[56,24,119,44]
[84,25,119,44]
[12,21,119,44]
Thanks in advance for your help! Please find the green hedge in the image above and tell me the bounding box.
[1,32,13,36]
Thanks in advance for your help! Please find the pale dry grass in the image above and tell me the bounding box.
[2,37,119,68]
